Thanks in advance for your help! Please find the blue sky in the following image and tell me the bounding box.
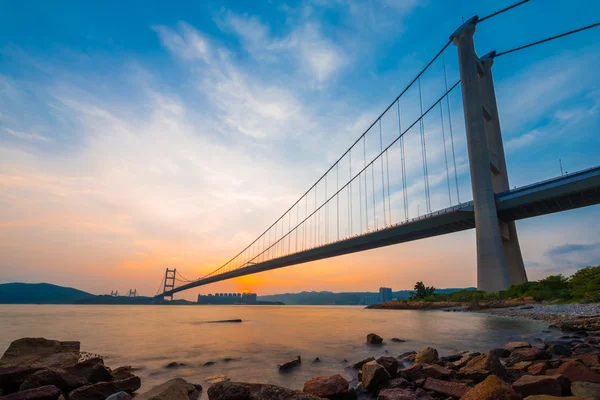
[1,0,599,297]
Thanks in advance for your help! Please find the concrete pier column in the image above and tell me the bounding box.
[479,53,528,286]
[451,18,511,292]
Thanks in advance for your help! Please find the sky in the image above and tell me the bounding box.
[1,0,599,300]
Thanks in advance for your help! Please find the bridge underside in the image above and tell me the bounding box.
[162,166,600,297]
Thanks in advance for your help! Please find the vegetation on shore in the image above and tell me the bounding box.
[398,265,600,304]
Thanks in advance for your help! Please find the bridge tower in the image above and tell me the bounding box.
[163,268,176,301]
[451,17,527,292]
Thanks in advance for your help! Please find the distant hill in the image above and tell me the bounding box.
[257,288,475,305]
[0,282,95,304]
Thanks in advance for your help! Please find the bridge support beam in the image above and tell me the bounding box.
[452,18,523,292]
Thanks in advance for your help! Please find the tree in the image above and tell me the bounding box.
[410,281,435,300]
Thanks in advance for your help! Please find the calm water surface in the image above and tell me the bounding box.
[0,305,547,394]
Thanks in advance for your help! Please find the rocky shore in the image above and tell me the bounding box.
[3,324,600,399]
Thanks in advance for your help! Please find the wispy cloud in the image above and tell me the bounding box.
[3,128,51,142]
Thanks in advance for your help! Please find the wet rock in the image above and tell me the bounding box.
[105,392,132,400]
[391,339,406,343]
[510,361,533,371]
[512,375,565,397]
[551,360,600,383]
[504,341,531,351]
[19,368,87,393]
[533,342,548,350]
[571,381,600,399]
[491,348,511,358]
[205,375,230,384]
[362,361,390,392]
[440,353,464,363]
[312,357,321,364]
[527,362,548,376]
[423,377,469,398]
[87,365,113,384]
[461,375,521,400]
[203,362,215,367]
[68,377,141,400]
[384,378,409,389]
[64,358,104,381]
[367,334,383,345]
[222,358,235,362]
[421,364,451,379]
[506,347,551,366]
[0,338,80,393]
[206,319,242,323]
[0,385,63,400]
[164,362,186,369]
[208,382,321,400]
[377,357,399,378]
[399,364,423,382]
[350,357,375,370]
[111,366,134,381]
[278,356,301,372]
[459,352,505,381]
[414,348,438,364]
[376,388,418,400]
[303,374,352,400]
[585,337,600,344]
[136,378,199,400]
[547,343,571,357]
[452,352,480,369]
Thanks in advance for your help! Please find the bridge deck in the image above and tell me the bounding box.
[161,166,600,297]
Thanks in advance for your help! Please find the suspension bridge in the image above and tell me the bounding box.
[155,4,600,300]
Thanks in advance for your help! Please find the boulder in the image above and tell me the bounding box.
[491,348,512,358]
[399,364,423,382]
[512,375,565,397]
[461,375,521,400]
[367,334,383,345]
[278,356,301,372]
[551,360,600,383]
[303,375,351,400]
[64,358,106,382]
[362,361,390,392]
[504,341,531,351]
[136,378,199,400]
[68,376,141,400]
[510,361,533,371]
[422,377,469,398]
[391,339,406,343]
[527,363,548,376]
[571,381,600,399]
[111,366,134,381]
[350,357,375,370]
[105,392,132,400]
[452,352,480,369]
[459,351,505,381]
[570,353,600,368]
[384,378,409,389]
[376,388,418,400]
[164,362,186,369]
[506,347,551,366]
[421,364,451,379]
[19,368,87,393]
[207,382,322,400]
[0,338,80,393]
[377,357,399,378]
[0,385,63,400]
[547,343,571,357]
[415,348,438,364]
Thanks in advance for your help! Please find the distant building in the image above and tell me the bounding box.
[379,287,392,303]
[360,293,380,306]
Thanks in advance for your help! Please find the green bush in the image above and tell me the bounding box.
[569,266,600,300]
[504,274,570,301]
[423,289,498,302]
[409,281,435,300]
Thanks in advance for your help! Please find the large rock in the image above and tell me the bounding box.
[506,347,550,366]
[512,375,565,397]
[422,377,469,398]
[414,347,438,364]
[399,364,423,382]
[136,378,199,400]
[362,361,390,392]
[571,381,600,399]
[0,338,80,393]
[278,356,301,372]
[19,368,87,393]
[527,362,548,376]
[0,385,63,400]
[459,351,505,381]
[105,392,132,400]
[68,376,141,400]
[504,341,531,351]
[350,357,375,370]
[551,360,600,383]
[64,358,108,383]
[377,357,399,378]
[303,375,351,400]
[112,366,135,381]
[367,334,383,345]
[207,382,322,400]
[461,375,521,400]
[421,364,451,379]
[376,388,418,400]
[570,353,600,369]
